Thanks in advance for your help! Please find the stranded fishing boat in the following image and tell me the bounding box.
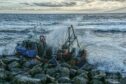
[15,25,87,68]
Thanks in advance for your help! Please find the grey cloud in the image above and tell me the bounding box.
[101,0,126,2]
[88,0,126,1]
[33,2,76,7]
[21,0,126,7]
[22,2,76,7]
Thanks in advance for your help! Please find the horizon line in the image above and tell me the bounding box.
[0,11,125,14]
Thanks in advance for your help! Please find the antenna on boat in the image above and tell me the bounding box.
[62,25,80,52]
[71,25,80,48]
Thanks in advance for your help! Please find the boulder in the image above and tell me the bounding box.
[106,79,120,84]
[89,69,99,77]
[0,82,10,84]
[73,76,88,84]
[0,68,6,79]
[59,67,70,77]
[90,79,103,84]
[81,63,94,71]
[2,57,20,64]
[79,72,88,79]
[0,68,12,80]
[13,75,44,84]
[77,69,88,77]
[120,78,126,84]
[24,59,39,68]
[99,70,106,77]
[90,70,106,80]
[34,74,47,84]
[34,74,45,78]
[94,74,106,80]
[70,69,77,78]
[29,65,43,76]
[106,72,121,79]
[10,69,26,76]
[61,63,71,68]
[58,77,71,83]
[46,75,55,83]
[8,61,21,70]
[46,68,56,77]
[88,70,106,84]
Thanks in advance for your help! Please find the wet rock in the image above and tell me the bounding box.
[46,75,56,83]
[4,71,13,81]
[79,72,88,79]
[0,68,12,80]
[81,63,94,71]
[88,70,106,84]
[106,72,121,79]
[29,65,43,76]
[10,68,26,76]
[73,76,88,84]
[61,63,71,68]
[90,79,103,84]
[0,68,6,79]
[70,69,77,78]
[34,74,47,84]
[47,66,70,78]
[38,74,47,84]
[59,67,70,77]
[77,69,84,75]
[46,68,56,77]
[2,57,20,64]
[90,70,106,80]
[77,69,88,76]
[13,75,43,84]
[120,78,126,84]
[58,77,71,83]
[24,59,39,68]
[99,70,106,77]
[34,74,45,78]
[0,82,10,84]
[106,79,120,84]
[55,73,61,79]
[89,70,98,78]
[8,61,21,70]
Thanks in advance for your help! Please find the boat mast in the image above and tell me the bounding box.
[62,25,80,52]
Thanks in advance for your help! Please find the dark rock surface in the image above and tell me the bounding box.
[0,56,124,84]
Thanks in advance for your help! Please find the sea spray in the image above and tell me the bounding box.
[46,27,68,48]
[1,43,16,56]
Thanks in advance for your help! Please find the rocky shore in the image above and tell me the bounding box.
[0,56,126,84]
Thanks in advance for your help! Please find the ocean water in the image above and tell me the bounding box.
[0,13,126,74]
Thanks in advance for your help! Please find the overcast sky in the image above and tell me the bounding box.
[0,0,126,13]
